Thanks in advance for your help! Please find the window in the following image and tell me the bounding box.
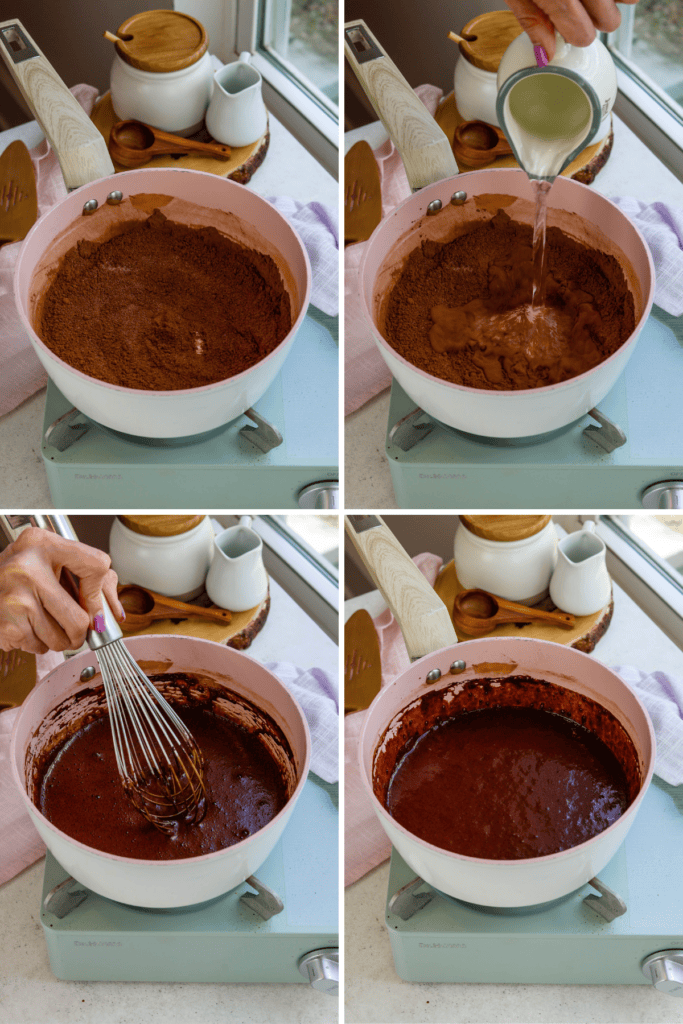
[603,12,683,177]
[590,514,683,648]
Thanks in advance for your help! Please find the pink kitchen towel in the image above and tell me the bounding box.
[344,85,443,417]
[344,552,442,887]
[0,650,62,887]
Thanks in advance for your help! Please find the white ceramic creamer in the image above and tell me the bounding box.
[496,31,617,180]
[549,521,612,616]
[205,516,269,612]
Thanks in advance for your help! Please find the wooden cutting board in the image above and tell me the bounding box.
[0,649,37,710]
[435,92,614,185]
[434,561,613,653]
[91,93,270,184]
[120,587,270,650]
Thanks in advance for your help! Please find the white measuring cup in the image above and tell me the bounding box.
[205,51,268,147]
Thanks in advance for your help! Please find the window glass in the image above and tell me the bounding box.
[268,514,339,574]
[261,0,338,112]
[604,514,683,588]
[608,6,683,123]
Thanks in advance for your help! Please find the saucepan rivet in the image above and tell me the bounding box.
[80,666,96,681]
[106,191,124,205]
[426,199,442,215]
[450,660,466,673]
[82,199,98,215]
[426,668,442,683]
[451,191,467,205]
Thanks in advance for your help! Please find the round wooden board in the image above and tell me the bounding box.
[119,585,270,651]
[435,92,613,185]
[434,561,613,653]
[91,93,270,184]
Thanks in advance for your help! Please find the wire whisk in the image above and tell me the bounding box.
[32,514,207,834]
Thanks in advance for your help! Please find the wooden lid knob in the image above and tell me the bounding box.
[118,515,206,537]
[110,11,208,73]
[457,11,523,73]
[460,515,552,542]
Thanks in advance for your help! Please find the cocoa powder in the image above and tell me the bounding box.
[383,209,635,390]
[37,210,292,391]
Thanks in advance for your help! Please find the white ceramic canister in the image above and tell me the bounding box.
[454,515,558,605]
[453,11,523,128]
[109,10,213,136]
[109,515,215,601]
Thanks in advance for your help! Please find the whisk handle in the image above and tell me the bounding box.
[30,513,123,648]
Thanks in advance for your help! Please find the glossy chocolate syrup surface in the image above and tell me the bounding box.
[386,704,632,859]
[35,674,290,860]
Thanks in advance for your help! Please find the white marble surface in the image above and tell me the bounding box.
[0,111,337,511]
[344,114,683,510]
[0,577,339,1024]
[344,562,683,1023]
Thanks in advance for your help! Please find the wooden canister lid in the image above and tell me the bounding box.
[118,515,206,537]
[460,515,552,542]
[458,11,523,73]
[113,11,208,72]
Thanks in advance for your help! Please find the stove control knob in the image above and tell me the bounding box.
[642,482,683,509]
[297,947,339,994]
[297,481,339,509]
[641,951,683,995]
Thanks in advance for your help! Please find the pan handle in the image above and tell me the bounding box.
[344,20,458,192]
[0,19,114,191]
[345,515,457,662]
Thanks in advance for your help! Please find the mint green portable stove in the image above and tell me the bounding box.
[40,774,338,988]
[41,312,338,509]
[386,308,683,509]
[385,776,683,992]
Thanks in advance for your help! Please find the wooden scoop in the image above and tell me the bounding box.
[117,583,232,631]
[452,589,575,637]
[452,121,513,169]
[108,120,231,168]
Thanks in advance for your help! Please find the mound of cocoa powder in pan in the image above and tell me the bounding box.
[37,209,292,391]
[382,209,636,391]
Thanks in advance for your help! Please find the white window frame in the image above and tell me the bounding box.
[213,514,339,639]
[575,514,683,651]
[601,21,683,180]
[178,0,338,177]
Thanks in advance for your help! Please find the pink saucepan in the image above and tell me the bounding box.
[346,515,655,907]
[0,19,310,438]
[344,21,655,439]
[11,635,311,908]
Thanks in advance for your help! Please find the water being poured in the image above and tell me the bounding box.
[530,179,552,309]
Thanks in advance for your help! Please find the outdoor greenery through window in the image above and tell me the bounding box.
[261,0,338,116]
[607,2,683,124]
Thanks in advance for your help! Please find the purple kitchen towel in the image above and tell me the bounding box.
[609,198,683,317]
[267,196,339,317]
[613,665,683,786]
[266,662,338,783]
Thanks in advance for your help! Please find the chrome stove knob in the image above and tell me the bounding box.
[641,482,683,509]
[297,947,339,994]
[641,951,683,994]
[297,481,339,509]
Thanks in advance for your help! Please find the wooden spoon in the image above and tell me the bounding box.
[452,589,575,637]
[0,140,38,243]
[117,583,232,631]
[108,120,231,168]
[452,121,513,169]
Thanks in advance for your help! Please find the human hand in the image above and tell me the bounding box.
[503,0,638,63]
[0,528,124,654]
